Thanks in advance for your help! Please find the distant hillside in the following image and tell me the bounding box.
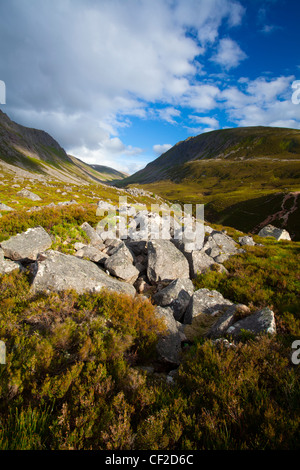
[120,127,300,239]
[0,110,126,184]
[124,126,300,184]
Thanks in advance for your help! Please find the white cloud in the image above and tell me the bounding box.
[221,75,300,128]
[153,144,173,156]
[0,0,247,172]
[211,38,247,70]
[189,115,219,128]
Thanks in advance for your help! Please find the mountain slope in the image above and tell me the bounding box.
[124,126,300,185]
[121,126,300,239]
[0,110,127,184]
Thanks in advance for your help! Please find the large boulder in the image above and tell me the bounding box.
[0,226,52,261]
[258,225,291,241]
[147,239,190,284]
[203,231,240,260]
[226,307,276,337]
[104,242,139,283]
[183,288,233,325]
[153,278,194,321]
[31,250,136,297]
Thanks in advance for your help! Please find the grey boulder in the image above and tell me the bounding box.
[17,189,41,201]
[147,239,190,284]
[258,225,291,241]
[226,307,276,337]
[0,226,52,261]
[104,242,139,283]
[31,250,136,297]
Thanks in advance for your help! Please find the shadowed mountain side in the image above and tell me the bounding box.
[0,110,127,184]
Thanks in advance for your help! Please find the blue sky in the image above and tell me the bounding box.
[0,0,300,174]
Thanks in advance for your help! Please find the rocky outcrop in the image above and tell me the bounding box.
[31,250,136,297]
[0,226,52,261]
[258,224,291,241]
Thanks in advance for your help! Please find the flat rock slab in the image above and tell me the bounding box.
[184,288,233,324]
[147,239,190,284]
[0,226,52,261]
[31,250,136,297]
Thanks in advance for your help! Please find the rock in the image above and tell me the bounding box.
[226,307,276,337]
[173,222,204,252]
[74,242,86,251]
[80,222,104,246]
[96,230,117,242]
[207,304,250,339]
[96,200,116,215]
[208,231,239,257]
[0,248,21,274]
[185,250,216,278]
[239,236,255,246]
[153,278,194,321]
[17,189,41,201]
[258,225,291,241]
[125,240,147,256]
[0,202,14,211]
[183,288,233,325]
[147,240,190,284]
[75,245,107,263]
[104,242,139,283]
[57,200,77,206]
[154,306,186,365]
[0,226,52,261]
[31,250,136,297]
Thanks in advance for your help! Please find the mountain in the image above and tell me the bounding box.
[0,110,127,184]
[121,126,300,239]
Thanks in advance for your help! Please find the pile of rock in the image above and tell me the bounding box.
[0,202,281,367]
